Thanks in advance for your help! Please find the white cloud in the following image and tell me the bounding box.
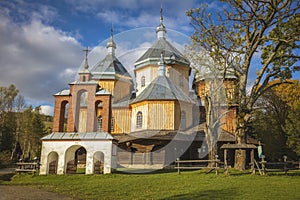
[40,105,54,116]
[0,0,197,110]
[0,10,83,106]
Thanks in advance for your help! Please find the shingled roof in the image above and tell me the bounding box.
[90,54,132,80]
[134,38,190,69]
[130,75,194,104]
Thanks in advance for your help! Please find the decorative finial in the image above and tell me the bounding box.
[156,6,166,39]
[160,6,163,22]
[107,26,116,55]
[83,46,91,70]
[160,51,165,64]
[158,51,166,76]
[110,23,114,38]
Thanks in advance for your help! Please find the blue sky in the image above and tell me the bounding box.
[1,0,211,115]
[0,0,298,115]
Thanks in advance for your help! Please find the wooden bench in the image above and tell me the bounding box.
[15,162,39,174]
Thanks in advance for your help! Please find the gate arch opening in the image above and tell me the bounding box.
[47,151,58,174]
[65,145,87,174]
[93,151,104,174]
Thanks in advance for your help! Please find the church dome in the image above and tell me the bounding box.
[90,31,132,81]
[134,8,190,69]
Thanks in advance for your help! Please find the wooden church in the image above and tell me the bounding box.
[39,10,254,175]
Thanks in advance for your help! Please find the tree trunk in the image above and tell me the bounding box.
[208,144,217,168]
[234,149,246,170]
[234,116,248,170]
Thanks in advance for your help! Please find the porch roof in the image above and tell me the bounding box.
[41,132,114,141]
[221,143,257,149]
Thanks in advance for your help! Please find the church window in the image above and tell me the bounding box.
[141,76,145,87]
[136,111,143,128]
[97,115,103,132]
[111,117,115,132]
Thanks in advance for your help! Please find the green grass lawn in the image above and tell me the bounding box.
[2,170,300,200]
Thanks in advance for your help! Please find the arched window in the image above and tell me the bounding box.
[80,91,88,107]
[111,117,115,132]
[97,115,102,132]
[141,76,145,87]
[59,101,69,132]
[136,111,143,128]
[78,91,88,132]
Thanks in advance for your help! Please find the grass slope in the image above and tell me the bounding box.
[2,170,300,200]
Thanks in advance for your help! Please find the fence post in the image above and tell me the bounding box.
[177,158,180,175]
[215,155,219,175]
[251,149,255,175]
[261,155,266,175]
[224,149,229,176]
[283,155,287,175]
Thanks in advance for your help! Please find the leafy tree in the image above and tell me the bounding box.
[0,84,18,151]
[285,105,300,156]
[187,0,300,169]
[249,80,300,160]
[0,84,18,165]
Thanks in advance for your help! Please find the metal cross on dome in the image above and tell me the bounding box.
[83,46,91,59]
[83,46,91,69]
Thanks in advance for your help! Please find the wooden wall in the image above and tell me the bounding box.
[111,108,131,134]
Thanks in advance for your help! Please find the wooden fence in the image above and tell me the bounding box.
[175,156,228,175]
[251,156,300,175]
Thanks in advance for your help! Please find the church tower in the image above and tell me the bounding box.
[90,28,133,103]
[134,8,191,97]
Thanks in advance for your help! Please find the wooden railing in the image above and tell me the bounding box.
[175,157,227,175]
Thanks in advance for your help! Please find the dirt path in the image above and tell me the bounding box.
[0,168,77,200]
[0,185,76,200]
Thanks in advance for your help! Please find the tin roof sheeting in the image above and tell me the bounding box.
[41,132,114,140]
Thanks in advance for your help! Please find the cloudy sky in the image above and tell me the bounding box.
[0,0,299,115]
[0,0,208,115]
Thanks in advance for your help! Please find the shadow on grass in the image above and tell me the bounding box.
[115,168,178,174]
[160,188,237,200]
[0,173,14,182]
[266,170,300,176]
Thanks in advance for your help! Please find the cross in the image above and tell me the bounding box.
[110,23,114,37]
[160,6,163,21]
[83,46,91,59]
[83,47,91,69]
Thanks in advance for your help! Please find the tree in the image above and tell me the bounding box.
[0,84,19,165]
[187,0,300,169]
[251,80,300,160]
[30,106,45,158]
[285,105,300,156]
[0,84,18,151]
[248,80,300,160]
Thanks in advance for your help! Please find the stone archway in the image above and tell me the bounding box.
[93,151,104,174]
[47,151,58,174]
[65,145,87,174]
